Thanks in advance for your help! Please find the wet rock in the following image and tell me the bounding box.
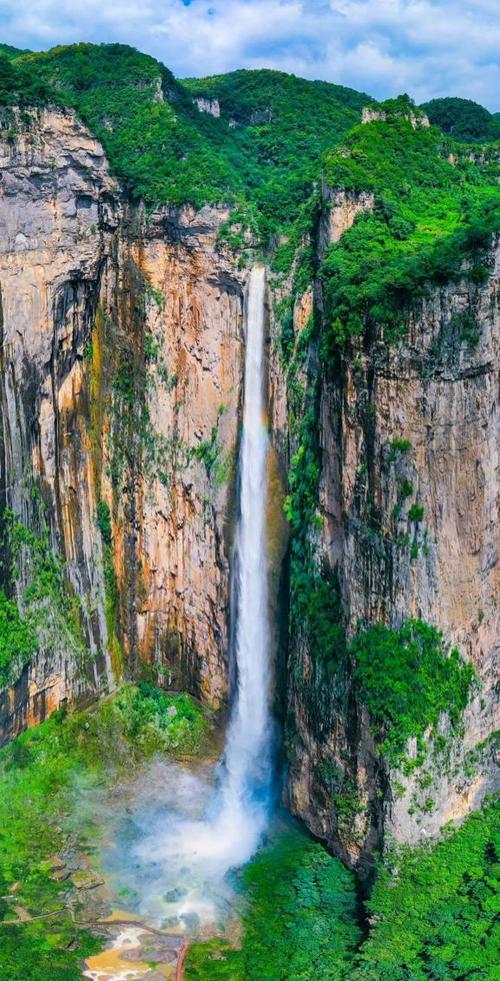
[52,868,71,882]
[181,911,200,929]
[120,947,147,962]
[48,855,66,871]
[72,869,105,890]
[164,887,186,902]
[123,943,177,964]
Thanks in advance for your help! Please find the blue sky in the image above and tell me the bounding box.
[1,0,498,110]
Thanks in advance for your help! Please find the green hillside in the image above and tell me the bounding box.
[0,43,498,292]
[0,43,369,246]
[0,43,31,60]
[321,96,500,349]
[421,96,500,143]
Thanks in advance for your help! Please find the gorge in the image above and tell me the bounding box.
[0,40,498,981]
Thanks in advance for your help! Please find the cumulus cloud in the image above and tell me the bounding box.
[0,0,498,109]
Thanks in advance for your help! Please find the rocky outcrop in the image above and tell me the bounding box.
[319,187,374,249]
[275,190,499,873]
[0,107,245,741]
[194,97,221,118]
[362,105,430,128]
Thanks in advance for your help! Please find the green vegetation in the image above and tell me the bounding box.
[194,426,220,474]
[0,510,86,686]
[1,44,231,206]
[421,97,500,143]
[183,68,369,238]
[355,800,499,979]
[350,619,475,767]
[0,44,32,60]
[114,682,209,754]
[284,387,346,678]
[96,499,112,544]
[0,52,52,106]
[0,588,38,687]
[408,502,425,522]
[95,499,121,675]
[2,47,498,306]
[188,801,499,981]
[0,44,369,251]
[321,97,500,350]
[0,684,209,979]
[186,821,361,980]
[388,438,412,461]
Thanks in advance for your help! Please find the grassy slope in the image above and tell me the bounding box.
[0,685,210,980]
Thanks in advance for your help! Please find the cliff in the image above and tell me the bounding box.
[0,107,245,740]
[275,188,499,874]
[0,92,497,867]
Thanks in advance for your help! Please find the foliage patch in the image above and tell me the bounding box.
[350,619,475,767]
[186,822,361,980]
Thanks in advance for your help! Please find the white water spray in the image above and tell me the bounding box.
[218,262,272,836]
[112,266,273,927]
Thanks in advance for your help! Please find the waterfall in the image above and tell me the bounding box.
[218,261,272,839]
[122,265,274,927]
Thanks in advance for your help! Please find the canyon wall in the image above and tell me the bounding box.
[0,106,497,867]
[277,190,499,873]
[0,107,245,741]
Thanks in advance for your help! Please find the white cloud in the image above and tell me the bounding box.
[0,0,498,109]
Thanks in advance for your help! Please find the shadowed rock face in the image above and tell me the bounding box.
[269,188,499,874]
[0,107,246,741]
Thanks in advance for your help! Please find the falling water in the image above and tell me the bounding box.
[105,265,273,927]
[218,261,272,835]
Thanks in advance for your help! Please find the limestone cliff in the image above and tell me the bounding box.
[0,107,245,740]
[275,189,499,874]
[0,103,497,870]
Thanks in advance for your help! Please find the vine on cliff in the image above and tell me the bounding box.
[0,509,86,687]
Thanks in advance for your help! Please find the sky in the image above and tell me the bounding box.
[0,0,498,110]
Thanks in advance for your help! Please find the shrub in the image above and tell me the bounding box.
[350,619,475,766]
[0,589,38,687]
[96,499,112,544]
[408,502,425,522]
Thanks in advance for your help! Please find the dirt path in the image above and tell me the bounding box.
[176,937,190,981]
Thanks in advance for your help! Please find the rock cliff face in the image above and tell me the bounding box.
[0,107,245,741]
[0,106,497,867]
[277,190,499,873]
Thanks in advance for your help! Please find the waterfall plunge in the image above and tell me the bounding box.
[219,262,272,837]
[116,266,274,927]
